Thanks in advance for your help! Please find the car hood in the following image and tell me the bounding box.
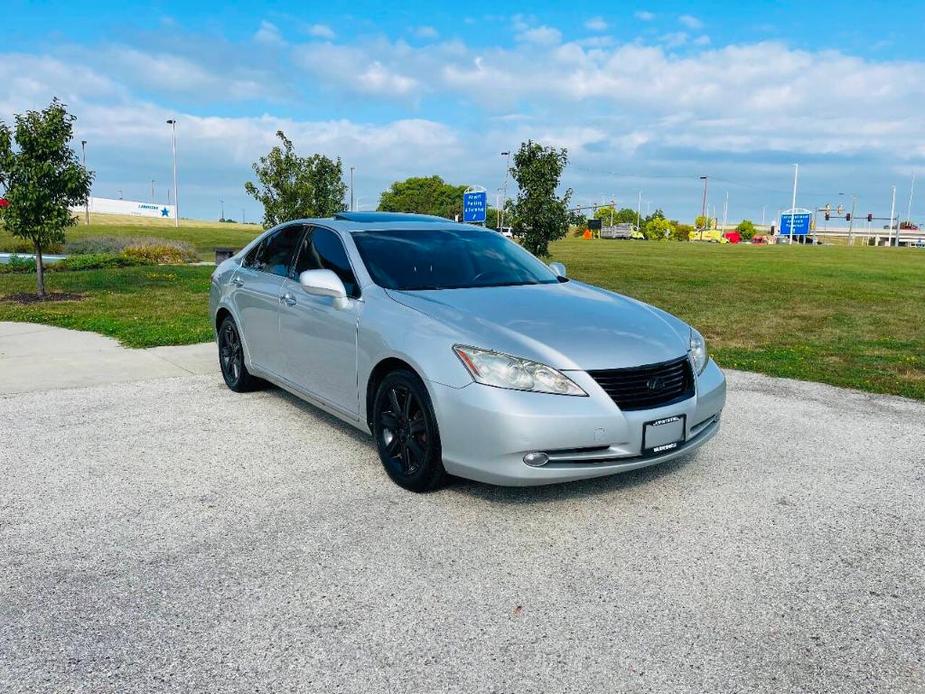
[387,281,690,371]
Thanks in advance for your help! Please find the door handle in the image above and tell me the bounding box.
[230,277,245,287]
[280,293,297,307]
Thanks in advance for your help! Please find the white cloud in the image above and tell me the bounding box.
[661,32,688,48]
[694,35,711,46]
[306,23,335,39]
[679,14,704,30]
[254,21,284,46]
[635,11,656,21]
[414,26,439,39]
[585,17,608,32]
[515,25,562,45]
[294,43,421,97]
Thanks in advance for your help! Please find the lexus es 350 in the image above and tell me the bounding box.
[209,212,726,492]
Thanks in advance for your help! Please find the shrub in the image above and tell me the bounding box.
[736,219,757,241]
[52,253,151,272]
[0,238,64,254]
[0,255,37,273]
[66,236,198,263]
[122,242,196,265]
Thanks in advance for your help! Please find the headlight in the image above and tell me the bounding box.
[689,328,708,375]
[453,345,587,396]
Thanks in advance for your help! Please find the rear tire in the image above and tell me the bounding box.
[217,315,262,392]
[372,370,446,492]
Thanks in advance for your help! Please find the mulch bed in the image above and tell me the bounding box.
[1,292,85,304]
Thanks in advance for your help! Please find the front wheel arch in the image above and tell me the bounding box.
[365,357,421,431]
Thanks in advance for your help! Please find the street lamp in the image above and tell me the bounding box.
[349,166,355,212]
[80,140,89,225]
[166,119,179,227]
[151,179,156,203]
[499,151,511,231]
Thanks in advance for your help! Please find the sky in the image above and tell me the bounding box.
[4,0,925,224]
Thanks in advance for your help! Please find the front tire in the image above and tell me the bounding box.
[217,316,262,392]
[372,370,446,492]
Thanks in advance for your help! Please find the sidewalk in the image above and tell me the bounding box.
[0,322,216,395]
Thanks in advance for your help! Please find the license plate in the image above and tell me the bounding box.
[642,415,686,456]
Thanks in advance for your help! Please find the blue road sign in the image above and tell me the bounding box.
[463,190,487,223]
[780,211,811,236]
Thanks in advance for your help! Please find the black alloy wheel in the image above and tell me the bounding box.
[373,370,446,492]
[218,316,261,392]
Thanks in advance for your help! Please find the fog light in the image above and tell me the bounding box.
[523,452,549,467]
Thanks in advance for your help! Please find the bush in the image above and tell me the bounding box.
[736,219,757,241]
[0,255,37,273]
[52,253,151,272]
[66,236,198,263]
[0,238,64,254]
[122,242,197,265]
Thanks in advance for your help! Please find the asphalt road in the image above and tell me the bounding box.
[1,366,923,692]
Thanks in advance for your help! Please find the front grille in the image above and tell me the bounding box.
[588,356,694,411]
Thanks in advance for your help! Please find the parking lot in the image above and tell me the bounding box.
[1,329,924,692]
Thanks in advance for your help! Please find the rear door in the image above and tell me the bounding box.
[230,224,305,375]
[278,226,360,415]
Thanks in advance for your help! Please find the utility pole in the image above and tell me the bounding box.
[848,195,856,246]
[722,191,728,231]
[889,185,897,247]
[80,140,90,224]
[166,119,179,227]
[349,166,355,212]
[761,206,766,227]
[220,198,224,221]
[636,191,642,233]
[699,175,708,240]
[151,179,156,203]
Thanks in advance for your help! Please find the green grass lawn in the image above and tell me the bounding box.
[0,265,214,347]
[550,239,925,399]
[0,213,262,260]
[1,239,923,400]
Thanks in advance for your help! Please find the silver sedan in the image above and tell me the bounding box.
[210,212,726,491]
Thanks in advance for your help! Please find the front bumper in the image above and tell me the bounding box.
[428,358,726,486]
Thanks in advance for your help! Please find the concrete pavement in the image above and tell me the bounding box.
[1,322,924,692]
[0,322,216,394]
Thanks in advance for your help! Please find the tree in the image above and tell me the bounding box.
[377,175,466,219]
[593,206,637,225]
[694,214,713,230]
[644,216,674,240]
[0,99,92,297]
[508,140,572,257]
[736,219,757,240]
[244,130,346,227]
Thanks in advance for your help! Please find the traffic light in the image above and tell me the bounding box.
[867,213,873,222]
[846,213,851,221]
[824,212,830,221]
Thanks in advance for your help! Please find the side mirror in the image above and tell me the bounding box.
[299,269,348,308]
[548,261,567,278]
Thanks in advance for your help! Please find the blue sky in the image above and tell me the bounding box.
[4,0,925,223]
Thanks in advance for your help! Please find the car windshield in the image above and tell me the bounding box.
[351,228,560,291]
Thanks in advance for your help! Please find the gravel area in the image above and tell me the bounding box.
[1,370,923,692]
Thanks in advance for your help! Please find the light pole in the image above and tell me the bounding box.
[889,185,897,247]
[220,198,224,221]
[636,191,642,233]
[789,163,799,245]
[81,140,89,225]
[166,119,179,227]
[722,191,728,232]
[349,166,355,212]
[906,172,916,230]
[698,175,708,240]
[118,189,123,200]
[151,179,156,203]
[499,151,511,231]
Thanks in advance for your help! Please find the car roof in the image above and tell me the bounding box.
[291,211,489,233]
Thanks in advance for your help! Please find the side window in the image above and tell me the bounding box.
[293,227,360,298]
[242,240,264,268]
[257,225,304,277]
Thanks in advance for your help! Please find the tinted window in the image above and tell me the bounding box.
[293,227,360,298]
[255,225,304,277]
[352,228,558,291]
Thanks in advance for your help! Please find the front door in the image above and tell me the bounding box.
[231,224,305,375]
[278,226,360,416]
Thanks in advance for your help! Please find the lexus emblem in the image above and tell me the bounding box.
[647,377,666,391]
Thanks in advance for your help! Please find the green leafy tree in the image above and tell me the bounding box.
[509,140,572,257]
[593,206,637,225]
[244,130,347,227]
[672,223,693,241]
[736,219,757,240]
[0,99,93,297]
[694,214,711,230]
[644,216,675,240]
[377,175,466,219]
